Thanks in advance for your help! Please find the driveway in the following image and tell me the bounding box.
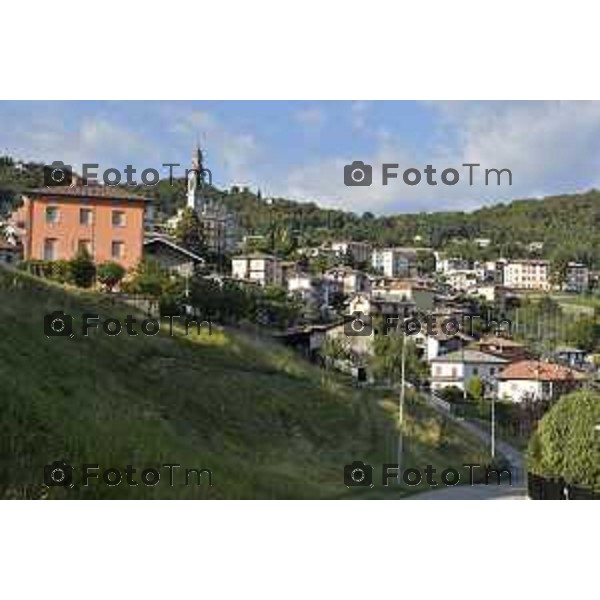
[408,394,528,500]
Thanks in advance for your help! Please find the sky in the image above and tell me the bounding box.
[2,100,600,215]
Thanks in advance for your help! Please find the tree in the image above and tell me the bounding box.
[319,337,351,368]
[466,375,484,403]
[174,207,206,257]
[370,332,425,386]
[567,316,598,352]
[527,390,600,490]
[550,254,570,289]
[68,249,96,288]
[96,261,126,292]
[124,259,170,298]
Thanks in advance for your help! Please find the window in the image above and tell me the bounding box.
[78,239,92,255]
[473,367,479,375]
[80,208,93,226]
[111,241,124,259]
[490,368,496,376]
[435,366,442,376]
[43,238,57,260]
[45,206,59,224]
[112,211,126,227]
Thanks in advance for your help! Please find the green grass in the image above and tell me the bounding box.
[0,267,490,499]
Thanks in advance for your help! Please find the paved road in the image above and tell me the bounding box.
[408,394,528,500]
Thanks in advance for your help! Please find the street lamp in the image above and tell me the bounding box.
[398,330,406,474]
[265,198,275,254]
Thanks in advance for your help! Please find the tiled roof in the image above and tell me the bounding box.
[27,185,149,201]
[430,350,508,364]
[498,361,586,381]
[479,336,524,348]
[143,237,205,263]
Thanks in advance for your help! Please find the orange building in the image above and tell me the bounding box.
[12,186,149,270]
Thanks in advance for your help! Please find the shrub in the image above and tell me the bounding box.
[96,261,126,292]
[438,386,465,403]
[68,250,96,288]
[527,390,600,490]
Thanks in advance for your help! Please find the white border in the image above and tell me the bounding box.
[3,1,600,99]
[3,2,600,596]
[1,502,598,598]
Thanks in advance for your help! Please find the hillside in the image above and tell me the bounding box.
[0,266,490,499]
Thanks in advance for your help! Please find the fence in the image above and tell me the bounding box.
[527,472,600,500]
[428,391,453,414]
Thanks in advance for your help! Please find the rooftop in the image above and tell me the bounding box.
[498,360,586,381]
[430,350,508,364]
[143,237,205,263]
[27,185,149,202]
[478,336,525,349]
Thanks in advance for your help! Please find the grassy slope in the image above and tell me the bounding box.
[0,267,490,499]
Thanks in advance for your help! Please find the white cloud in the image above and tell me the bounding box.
[278,101,600,214]
[295,106,326,130]
[5,115,154,176]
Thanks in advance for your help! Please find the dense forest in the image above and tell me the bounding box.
[2,155,600,267]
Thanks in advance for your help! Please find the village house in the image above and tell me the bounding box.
[553,345,587,369]
[347,293,416,320]
[502,259,551,291]
[413,328,474,361]
[371,247,423,278]
[143,236,205,277]
[323,267,370,296]
[430,350,508,394]
[231,253,282,286]
[497,360,586,402]
[371,278,435,311]
[10,185,149,270]
[329,240,371,264]
[287,271,321,304]
[473,335,530,362]
[434,253,471,275]
[444,269,479,292]
[563,262,589,293]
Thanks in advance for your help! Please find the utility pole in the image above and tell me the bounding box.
[397,329,407,476]
[491,391,496,460]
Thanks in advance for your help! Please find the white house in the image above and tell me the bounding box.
[231,253,282,286]
[445,269,479,292]
[323,267,370,296]
[412,329,474,361]
[430,350,508,393]
[497,360,585,403]
[434,254,471,275]
[502,259,551,291]
[330,240,371,264]
[287,272,320,303]
[371,247,422,278]
[371,278,435,311]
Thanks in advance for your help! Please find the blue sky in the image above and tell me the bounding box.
[2,100,600,215]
